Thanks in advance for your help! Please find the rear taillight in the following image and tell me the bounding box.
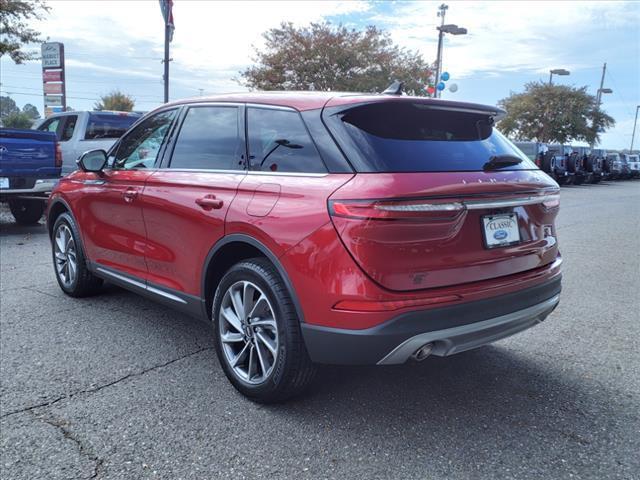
[329,193,560,220]
[55,142,62,168]
[329,199,464,221]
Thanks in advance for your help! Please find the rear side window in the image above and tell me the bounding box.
[330,102,537,172]
[169,106,242,170]
[247,108,326,173]
[85,113,140,140]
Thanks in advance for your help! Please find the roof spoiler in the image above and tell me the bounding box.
[382,80,404,96]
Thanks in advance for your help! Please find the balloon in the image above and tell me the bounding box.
[426,85,435,94]
[437,82,446,91]
[449,83,458,93]
[440,72,450,81]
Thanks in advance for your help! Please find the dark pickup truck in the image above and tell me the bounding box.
[0,128,61,225]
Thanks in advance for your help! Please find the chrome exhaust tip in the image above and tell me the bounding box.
[411,343,434,362]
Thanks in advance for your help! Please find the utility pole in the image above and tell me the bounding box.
[434,3,448,99]
[631,105,640,152]
[163,23,170,103]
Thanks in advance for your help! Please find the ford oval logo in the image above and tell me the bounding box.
[494,230,508,240]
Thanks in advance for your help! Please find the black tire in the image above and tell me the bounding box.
[212,258,316,403]
[8,199,45,225]
[51,212,103,297]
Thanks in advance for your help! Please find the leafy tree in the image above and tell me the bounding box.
[0,0,50,64]
[0,95,20,119]
[3,111,34,128]
[240,22,433,95]
[94,91,135,112]
[498,81,615,145]
[22,103,40,119]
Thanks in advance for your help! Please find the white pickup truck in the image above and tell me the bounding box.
[35,111,142,175]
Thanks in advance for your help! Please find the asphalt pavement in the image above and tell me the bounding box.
[1,180,639,480]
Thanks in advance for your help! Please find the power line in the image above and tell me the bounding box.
[1,84,163,100]
[0,90,161,105]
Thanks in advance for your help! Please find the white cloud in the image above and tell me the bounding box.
[374,1,640,78]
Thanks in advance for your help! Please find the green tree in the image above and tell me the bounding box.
[3,111,34,128]
[94,91,135,112]
[0,0,50,64]
[22,103,40,119]
[240,22,432,95]
[498,81,615,145]
[0,95,20,119]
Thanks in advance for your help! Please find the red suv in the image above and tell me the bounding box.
[47,92,562,402]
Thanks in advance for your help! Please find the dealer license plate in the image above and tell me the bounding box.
[482,213,520,248]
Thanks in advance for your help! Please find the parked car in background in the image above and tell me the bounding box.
[572,146,602,184]
[606,152,623,179]
[46,92,562,402]
[0,128,61,224]
[547,144,572,185]
[35,111,142,175]
[623,153,640,178]
[591,148,608,181]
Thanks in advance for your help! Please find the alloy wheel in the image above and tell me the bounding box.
[54,224,77,287]
[219,280,279,384]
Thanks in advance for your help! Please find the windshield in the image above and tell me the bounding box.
[85,113,141,140]
[331,101,537,172]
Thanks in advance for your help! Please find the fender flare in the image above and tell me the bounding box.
[200,234,306,324]
[46,196,73,236]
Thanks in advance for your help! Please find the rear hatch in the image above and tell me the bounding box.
[323,99,560,292]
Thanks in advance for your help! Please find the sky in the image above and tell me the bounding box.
[1,0,639,149]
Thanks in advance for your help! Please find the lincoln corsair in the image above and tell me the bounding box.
[47,92,562,402]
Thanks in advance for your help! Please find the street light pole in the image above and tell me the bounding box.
[434,4,447,99]
[549,68,570,85]
[631,105,640,152]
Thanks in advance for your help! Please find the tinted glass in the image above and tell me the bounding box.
[515,143,536,160]
[335,102,537,172]
[247,108,325,173]
[170,106,241,170]
[114,109,176,169]
[85,113,141,140]
[60,115,77,141]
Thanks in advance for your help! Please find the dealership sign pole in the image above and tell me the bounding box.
[41,42,66,116]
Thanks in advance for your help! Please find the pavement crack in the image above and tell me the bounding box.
[29,410,105,480]
[1,346,213,419]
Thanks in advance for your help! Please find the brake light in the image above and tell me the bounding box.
[329,199,464,220]
[54,142,62,168]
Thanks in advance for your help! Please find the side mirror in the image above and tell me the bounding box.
[78,149,107,172]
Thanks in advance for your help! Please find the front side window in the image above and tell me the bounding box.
[114,109,176,169]
[169,106,242,170]
[39,118,62,139]
[247,108,326,173]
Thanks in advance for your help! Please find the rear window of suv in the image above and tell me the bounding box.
[328,101,537,172]
[85,113,141,140]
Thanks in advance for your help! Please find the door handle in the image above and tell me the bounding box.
[123,187,138,203]
[196,195,224,211]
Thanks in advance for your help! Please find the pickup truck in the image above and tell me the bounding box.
[35,110,141,175]
[0,128,61,224]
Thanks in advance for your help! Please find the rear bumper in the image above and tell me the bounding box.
[301,276,561,365]
[0,178,59,198]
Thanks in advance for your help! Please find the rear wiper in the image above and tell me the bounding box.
[483,155,523,170]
